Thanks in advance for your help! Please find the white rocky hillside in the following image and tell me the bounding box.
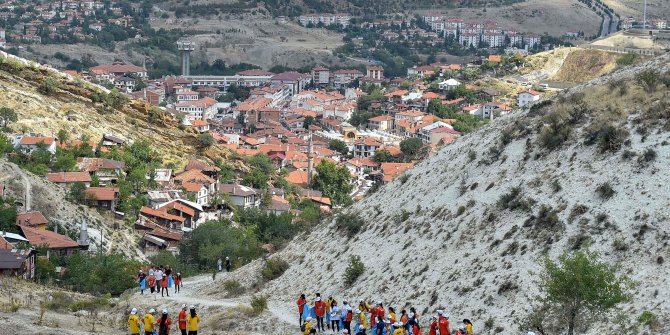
[247,55,670,334]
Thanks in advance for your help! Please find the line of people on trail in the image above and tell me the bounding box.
[127,304,201,335]
[297,293,474,335]
[138,265,183,297]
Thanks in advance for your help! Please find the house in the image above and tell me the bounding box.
[184,159,221,181]
[47,172,92,186]
[381,162,415,183]
[518,90,541,107]
[265,196,290,215]
[146,189,185,208]
[181,182,209,206]
[16,211,48,230]
[191,120,210,133]
[366,65,384,80]
[407,65,436,78]
[142,228,182,256]
[480,102,513,118]
[19,225,79,258]
[438,78,461,91]
[0,249,35,279]
[459,33,480,48]
[157,199,203,230]
[285,170,310,188]
[312,66,330,85]
[76,157,125,185]
[218,184,260,209]
[418,122,460,144]
[89,62,147,82]
[395,111,426,122]
[270,72,311,95]
[139,206,186,231]
[353,137,383,158]
[175,97,218,120]
[343,157,380,176]
[173,169,218,201]
[13,136,58,154]
[130,89,161,106]
[309,196,332,212]
[368,115,394,131]
[84,187,119,211]
[332,70,364,88]
[101,134,125,148]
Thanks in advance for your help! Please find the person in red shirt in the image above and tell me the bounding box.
[343,306,353,335]
[148,274,156,294]
[376,302,385,323]
[437,310,450,335]
[157,309,172,335]
[174,273,182,294]
[314,296,326,332]
[161,275,169,297]
[178,304,187,335]
[297,294,307,327]
[429,316,438,335]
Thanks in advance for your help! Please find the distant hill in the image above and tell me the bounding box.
[165,0,526,17]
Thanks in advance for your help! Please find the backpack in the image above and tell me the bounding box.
[300,324,306,332]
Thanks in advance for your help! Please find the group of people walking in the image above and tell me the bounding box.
[297,293,474,335]
[127,304,201,335]
[138,266,183,297]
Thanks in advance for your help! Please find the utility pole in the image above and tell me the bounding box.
[643,0,647,29]
[307,131,314,187]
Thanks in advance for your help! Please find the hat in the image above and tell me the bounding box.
[316,297,321,301]
[130,308,137,315]
[149,308,155,313]
[459,325,465,330]
[408,312,414,318]
[377,300,382,305]
[306,317,313,322]
[190,305,195,310]
[162,309,168,314]
[393,322,399,327]
[342,330,349,334]
[355,309,361,314]
[436,310,443,315]
[444,313,450,318]
[182,304,186,309]
[397,321,404,327]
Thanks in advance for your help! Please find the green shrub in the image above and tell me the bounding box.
[261,258,290,281]
[250,295,267,316]
[538,112,572,150]
[344,255,365,287]
[638,310,658,327]
[223,280,245,297]
[497,187,531,212]
[636,69,661,93]
[39,76,61,95]
[69,294,110,312]
[585,125,629,153]
[335,212,365,238]
[596,182,615,200]
[615,53,637,66]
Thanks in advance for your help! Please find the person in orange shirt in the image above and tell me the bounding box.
[314,296,326,332]
[174,273,182,294]
[429,316,438,335]
[161,275,169,297]
[297,294,307,327]
[178,304,188,335]
[437,310,450,335]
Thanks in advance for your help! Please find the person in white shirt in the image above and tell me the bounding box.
[330,300,341,334]
[154,268,164,295]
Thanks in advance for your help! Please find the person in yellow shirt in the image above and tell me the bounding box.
[303,316,314,335]
[143,308,156,335]
[356,309,367,334]
[187,305,200,335]
[392,322,404,335]
[326,295,334,329]
[464,318,473,335]
[128,308,141,335]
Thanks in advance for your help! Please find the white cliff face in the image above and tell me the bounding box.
[249,55,670,334]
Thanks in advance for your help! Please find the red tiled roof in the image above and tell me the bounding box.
[47,172,92,183]
[181,182,204,193]
[140,207,185,223]
[309,196,332,206]
[19,136,55,145]
[158,201,195,217]
[16,211,48,227]
[90,62,145,74]
[85,187,119,201]
[174,169,215,184]
[147,228,182,241]
[285,170,309,187]
[19,225,78,249]
[381,162,415,182]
